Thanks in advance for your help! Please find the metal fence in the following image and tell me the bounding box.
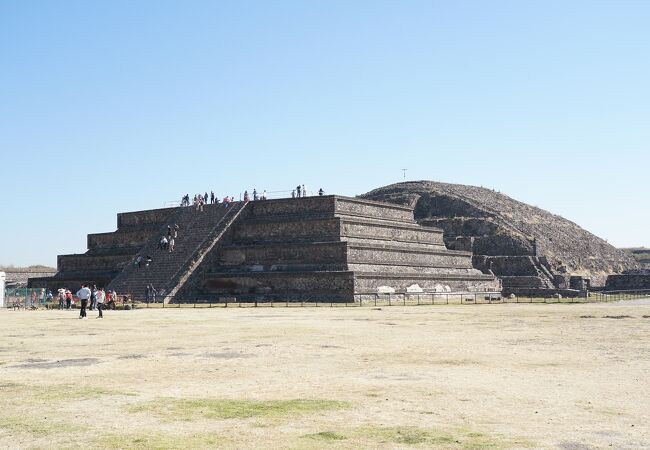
[6,289,649,310]
[3,288,48,309]
[123,289,650,309]
[590,289,650,302]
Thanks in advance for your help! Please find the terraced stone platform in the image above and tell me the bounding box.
[176,196,500,302]
[30,196,500,302]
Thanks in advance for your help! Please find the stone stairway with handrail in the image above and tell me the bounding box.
[107,202,245,300]
[163,201,247,303]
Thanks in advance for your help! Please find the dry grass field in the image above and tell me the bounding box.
[0,302,649,449]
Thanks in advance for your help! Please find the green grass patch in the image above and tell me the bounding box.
[357,426,456,446]
[128,398,349,422]
[352,426,533,449]
[96,433,222,449]
[0,416,87,437]
[34,384,136,401]
[0,382,136,402]
[302,431,347,441]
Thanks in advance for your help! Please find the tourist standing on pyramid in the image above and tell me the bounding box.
[296,185,301,197]
[302,184,306,197]
[253,189,258,201]
[76,284,91,319]
[244,190,250,202]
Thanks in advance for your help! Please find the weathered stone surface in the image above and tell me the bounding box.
[28,207,178,290]
[605,274,650,291]
[87,227,160,250]
[361,181,639,288]
[180,196,500,301]
[30,195,501,300]
[6,270,56,288]
[218,242,348,271]
[201,272,355,301]
[117,208,177,227]
[57,253,134,272]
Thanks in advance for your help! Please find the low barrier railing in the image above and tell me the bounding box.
[8,289,649,310]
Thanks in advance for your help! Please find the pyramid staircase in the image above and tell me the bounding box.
[107,202,247,301]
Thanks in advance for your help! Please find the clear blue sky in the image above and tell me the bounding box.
[1,1,648,267]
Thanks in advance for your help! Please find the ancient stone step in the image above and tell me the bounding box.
[107,203,241,299]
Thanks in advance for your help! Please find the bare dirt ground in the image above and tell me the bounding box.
[0,302,648,449]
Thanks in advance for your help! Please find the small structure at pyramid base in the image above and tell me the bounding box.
[30,196,501,302]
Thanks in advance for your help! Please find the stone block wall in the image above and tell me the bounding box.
[217,242,348,272]
[87,227,160,250]
[605,275,650,291]
[201,271,355,301]
[501,276,546,288]
[30,206,179,291]
[57,253,134,272]
[117,207,177,227]
[347,244,472,269]
[33,195,502,300]
[472,256,541,277]
[340,219,445,247]
[181,195,500,302]
[234,218,341,243]
[354,273,500,293]
[245,196,336,218]
[335,197,414,222]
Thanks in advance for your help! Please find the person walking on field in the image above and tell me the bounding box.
[58,288,66,310]
[76,284,91,319]
[90,285,97,310]
[96,288,105,318]
[65,290,72,309]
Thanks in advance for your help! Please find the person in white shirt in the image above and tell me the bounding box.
[96,288,105,318]
[76,284,91,319]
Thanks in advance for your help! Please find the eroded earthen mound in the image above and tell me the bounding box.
[361,181,638,288]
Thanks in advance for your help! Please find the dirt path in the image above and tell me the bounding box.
[0,303,648,449]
